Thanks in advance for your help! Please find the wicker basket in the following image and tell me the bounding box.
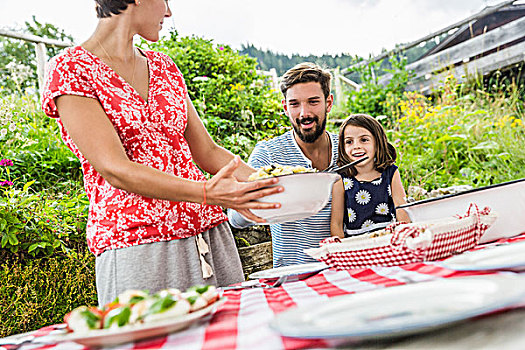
[305,203,497,270]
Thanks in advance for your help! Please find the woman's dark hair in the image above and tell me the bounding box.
[336,113,397,177]
[95,0,136,18]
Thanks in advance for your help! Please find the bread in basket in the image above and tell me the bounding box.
[305,203,497,270]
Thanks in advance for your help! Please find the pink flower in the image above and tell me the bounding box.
[219,46,224,51]
[0,181,13,186]
[0,159,13,166]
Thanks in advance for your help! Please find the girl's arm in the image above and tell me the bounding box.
[330,179,345,238]
[55,95,281,223]
[391,169,411,223]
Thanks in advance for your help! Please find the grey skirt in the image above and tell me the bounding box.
[95,221,244,307]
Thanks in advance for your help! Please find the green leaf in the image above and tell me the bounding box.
[148,295,176,315]
[186,295,198,305]
[23,180,36,192]
[80,309,101,329]
[471,141,499,150]
[28,243,41,252]
[496,152,511,161]
[103,306,131,328]
[129,295,146,305]
[434,134,467,143]
[8,232,19,245]
[464,110,487,117]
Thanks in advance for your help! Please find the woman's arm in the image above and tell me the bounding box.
[55,95,281,222]
[183,96,282,222]
[330,179,345,238]
[391,169,411,223]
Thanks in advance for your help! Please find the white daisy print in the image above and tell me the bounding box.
[355,190,371,205]
[347,208,357,223]
[372,177,382,186]
[343,178,354,190]
[375,203,389,215]
[362,220,375,229]
[388,185,392,196]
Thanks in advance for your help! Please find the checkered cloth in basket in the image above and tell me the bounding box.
[305,203,497,270]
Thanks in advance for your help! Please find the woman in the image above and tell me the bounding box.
[41,0,281,306]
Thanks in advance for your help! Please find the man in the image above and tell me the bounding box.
[229,62,338,267]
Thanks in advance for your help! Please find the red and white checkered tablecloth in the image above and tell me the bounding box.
[8,233,525,350]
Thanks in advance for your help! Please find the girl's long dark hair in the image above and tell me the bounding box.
[337,114,396,177]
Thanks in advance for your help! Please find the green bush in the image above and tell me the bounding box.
[345,55,412,119]
[388,76,525,194]
[0,251,97,338]
[0,181,88,258]
[142,31,288,159]
[0,95,83,190]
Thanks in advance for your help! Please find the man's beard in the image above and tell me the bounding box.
[292,113,327,143]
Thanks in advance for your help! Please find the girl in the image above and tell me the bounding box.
[330,114,410,238]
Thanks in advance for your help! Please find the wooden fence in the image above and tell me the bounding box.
[0,29,71,94]
[402,14,525,93]
[342,0,524,94]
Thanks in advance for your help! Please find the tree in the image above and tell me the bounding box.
[239,44,358,76]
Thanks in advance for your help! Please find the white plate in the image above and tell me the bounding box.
[270,274,525,340]
[441,241,525,271]
[44,297,226,347]
[250,172,340,224]
[249,262,328,282]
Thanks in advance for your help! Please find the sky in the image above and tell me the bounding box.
[0,0,512,57]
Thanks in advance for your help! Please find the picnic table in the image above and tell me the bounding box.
[2,234,525,350]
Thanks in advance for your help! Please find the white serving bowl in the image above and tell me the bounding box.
[397,178,525,243]
[250,172,340,224]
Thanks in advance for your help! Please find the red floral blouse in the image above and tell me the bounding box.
[42,46,227,256]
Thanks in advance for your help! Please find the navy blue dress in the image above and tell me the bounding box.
[342,165,397,237]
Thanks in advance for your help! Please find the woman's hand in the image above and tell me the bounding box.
[205,156,283,223]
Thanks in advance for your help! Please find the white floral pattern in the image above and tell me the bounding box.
[342,165,398,235]
[347,208,357,223]
[375,203,389,215]
[362,220,375,229]
[42,47,227,256]
[343,178,354,190]
[371,178,382,186]
[355,190,371,205]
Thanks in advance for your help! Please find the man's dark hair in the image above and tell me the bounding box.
[95,0,136,18]
[280,62,332,99]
